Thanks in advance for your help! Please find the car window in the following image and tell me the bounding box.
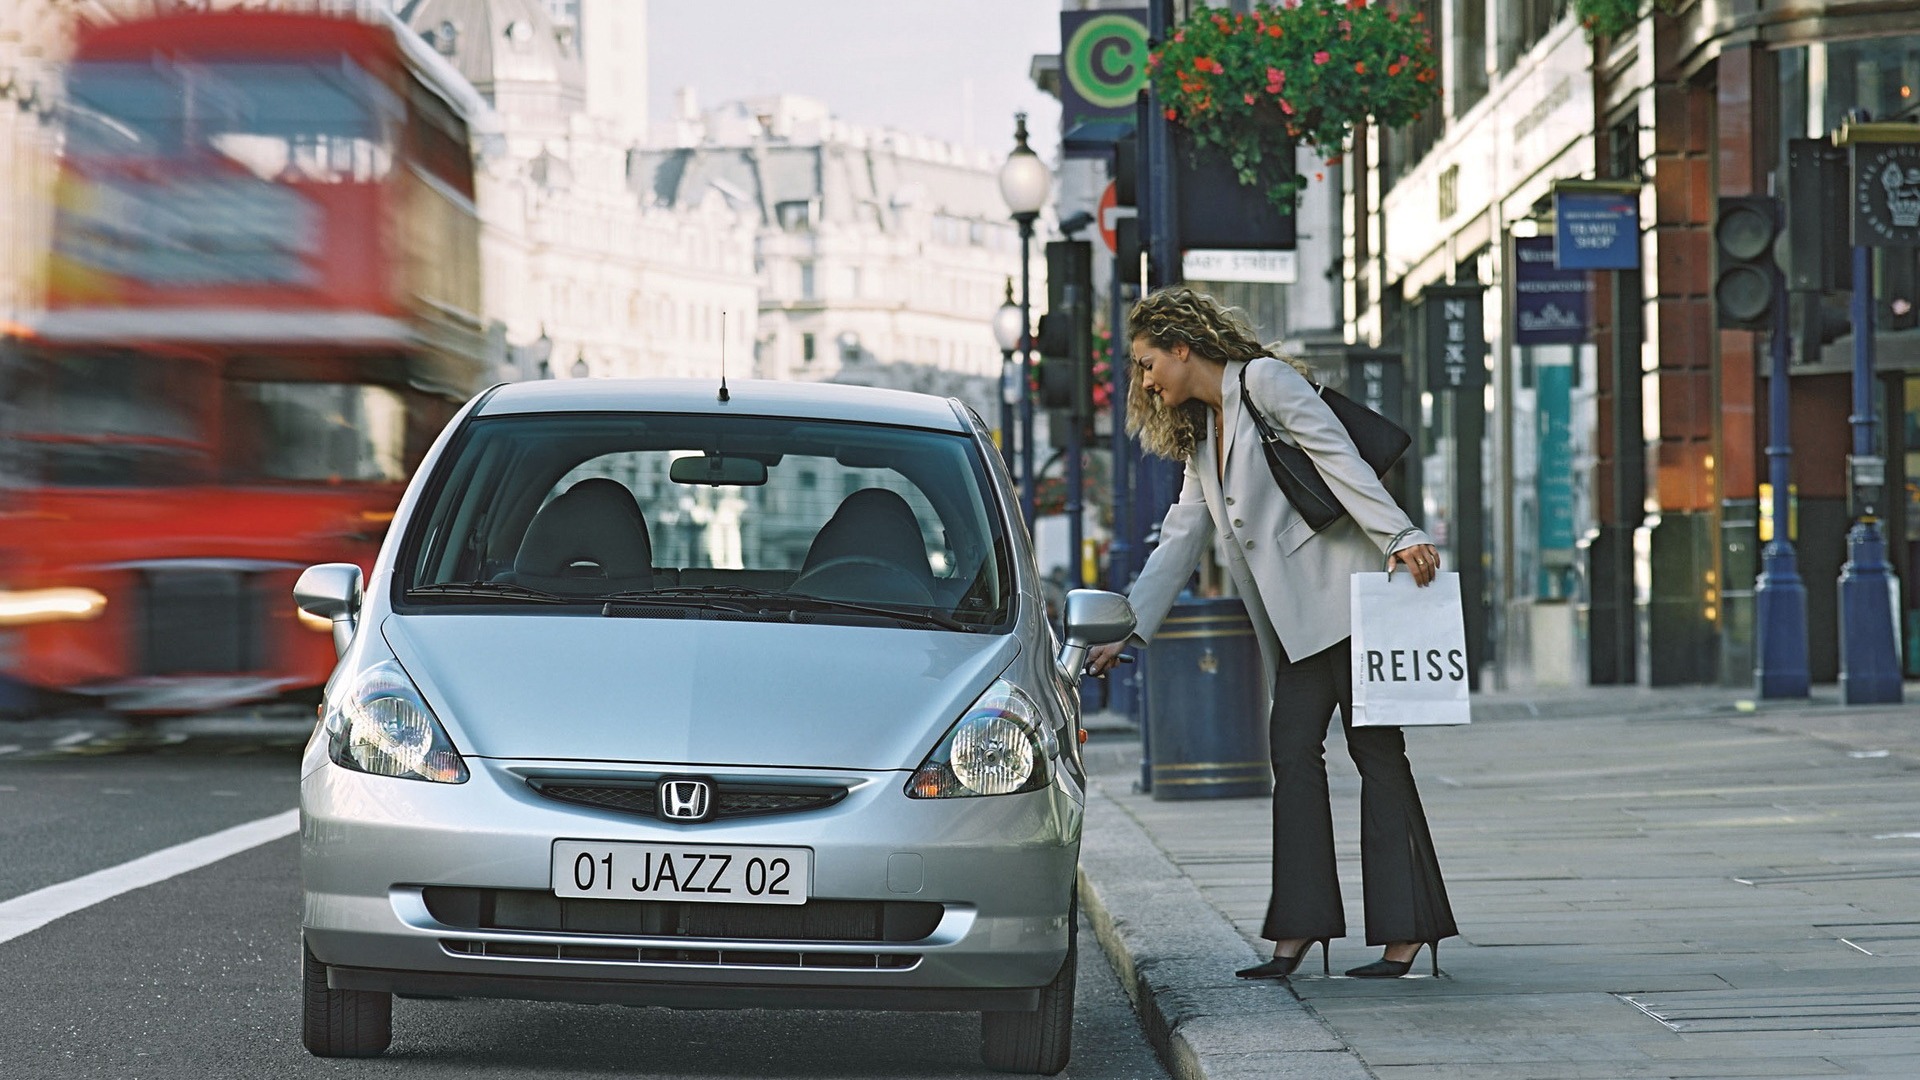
[401,411,1010,629]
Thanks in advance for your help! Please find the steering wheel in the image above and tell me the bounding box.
[789,556,936,607]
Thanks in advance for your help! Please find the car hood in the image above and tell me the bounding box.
[381,613,1020,770]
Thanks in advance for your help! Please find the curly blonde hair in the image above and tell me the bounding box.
[1125,287,1312,460]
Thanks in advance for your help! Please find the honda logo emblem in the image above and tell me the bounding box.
[658,778,711,822]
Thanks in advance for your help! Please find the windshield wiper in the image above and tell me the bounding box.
[605,585,973,632]
[406,581,575,604]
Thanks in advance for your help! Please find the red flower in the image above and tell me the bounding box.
[1388,62,1402,76]
[1313,51,1330,64]
[1279,98,1294,115]
[1315,171,1325,181]
[1243,92,1257,105]
[1355,62,1367,74]
[1165,106,1178,120]
[1174,28,1185,41]
[1267,23,1283,37]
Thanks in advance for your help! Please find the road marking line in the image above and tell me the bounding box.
[0,809,297,946]
[52,731,93,748]
[0,745,21,756]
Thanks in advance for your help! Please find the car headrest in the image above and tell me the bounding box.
[802,488,932,583]
[514,477,653,592]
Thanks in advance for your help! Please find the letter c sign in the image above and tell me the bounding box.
[1065,13,1149,111]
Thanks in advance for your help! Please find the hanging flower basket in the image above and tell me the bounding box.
[1150,1,1441,214]
[1573,0,1676,40]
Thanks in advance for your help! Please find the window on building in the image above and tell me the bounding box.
[802,332,816,363]
[775,200,814,231]
[1498,0,1570,71]
[1380,0,1444,191]
[800,261,816,300]
[1453,0,1489,117]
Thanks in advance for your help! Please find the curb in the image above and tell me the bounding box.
[1076,781,1371,1080]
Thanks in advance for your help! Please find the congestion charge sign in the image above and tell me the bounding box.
[1061,11,1149,119]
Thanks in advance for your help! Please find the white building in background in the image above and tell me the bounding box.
[633,94,1023,418]
[398,0,758,383]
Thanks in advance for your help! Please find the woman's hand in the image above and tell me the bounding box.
[1085,641,1127,676]
[1388,543,1440,587]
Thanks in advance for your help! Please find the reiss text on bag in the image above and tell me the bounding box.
[1349,571,1472,727]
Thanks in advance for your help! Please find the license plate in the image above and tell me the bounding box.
[552,840,812,905]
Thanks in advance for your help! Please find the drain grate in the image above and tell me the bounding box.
[1618,989,1920,1033]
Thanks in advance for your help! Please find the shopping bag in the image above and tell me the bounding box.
[1349,571,1471,727]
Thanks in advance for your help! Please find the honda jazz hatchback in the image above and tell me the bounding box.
[294,379,1135,1075]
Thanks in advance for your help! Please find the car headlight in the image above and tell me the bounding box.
[906,679,1054,799]
[324,659,468,784]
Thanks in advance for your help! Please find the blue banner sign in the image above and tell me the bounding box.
[1553,190,1640,270]
[1513,235,1590,345]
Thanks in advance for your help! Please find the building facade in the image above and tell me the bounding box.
[399,0,760,384]
[633,94,1018,420]
[1350,0,1920,688]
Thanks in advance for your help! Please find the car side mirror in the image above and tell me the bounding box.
[1057,589,1136,687]
[295,563,364,658]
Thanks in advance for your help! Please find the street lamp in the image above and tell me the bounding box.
[992,278,1024,474]
[999,111,1050,529]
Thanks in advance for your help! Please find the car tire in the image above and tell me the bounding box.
[301,940,391,1058]
[980,908,1076,1075]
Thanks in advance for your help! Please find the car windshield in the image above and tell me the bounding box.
[400,412,1012,630]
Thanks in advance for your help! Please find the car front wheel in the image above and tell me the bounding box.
[980,913,1076,1074]
[301,940,391,1058]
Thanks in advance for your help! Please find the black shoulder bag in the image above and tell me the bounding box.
[1237,362,1412,532]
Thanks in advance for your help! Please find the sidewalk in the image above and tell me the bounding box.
[1074,684,1920,1079]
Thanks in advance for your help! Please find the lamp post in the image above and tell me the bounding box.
[992,278,1024,474]
[999,112,1050,529]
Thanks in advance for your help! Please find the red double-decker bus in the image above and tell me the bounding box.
[0,8,489,715]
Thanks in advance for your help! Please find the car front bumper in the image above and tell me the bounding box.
[300,755,1082,1008]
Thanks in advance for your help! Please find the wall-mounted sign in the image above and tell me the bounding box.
[1851,142,1920,248]
[1513,235,1590,345]
[1060,11,1149,127]
[1344,351,1404,426]
[1553,186,1640,270]
[1181,248,1296,284]
[1421,284,1486,392]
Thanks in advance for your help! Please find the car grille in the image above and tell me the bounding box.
[422,888,944,944]
[439,939,920,970]
[525,777,847,820]
[136,569,272,675]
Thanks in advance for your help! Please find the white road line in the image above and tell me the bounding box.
[51,731,93,748]
[0,745,22,756]
[0,809,298,946]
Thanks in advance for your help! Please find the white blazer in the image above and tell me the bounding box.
[1126,357,1431,687]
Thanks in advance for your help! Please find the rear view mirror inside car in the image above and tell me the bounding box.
[670,453,769,486]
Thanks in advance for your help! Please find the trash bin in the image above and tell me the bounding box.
[1142,595,1270,800]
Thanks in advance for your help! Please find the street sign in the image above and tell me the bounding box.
[1180,249,1296,284]
[1553,186,1640,270]
[1096,181,1136,254]
[1421,284,1486,391]
[1850,142,1920,247]
[1513,235,1590,345]
[1060,11,1149,125]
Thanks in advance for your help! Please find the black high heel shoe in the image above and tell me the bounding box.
[1344,941,1439,978]
[1235,938,1330,980]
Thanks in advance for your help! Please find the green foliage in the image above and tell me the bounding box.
[1150,1,1441,214]
[1573,0,1677,39]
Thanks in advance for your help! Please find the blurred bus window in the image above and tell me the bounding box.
[65,59,397,183]
[225,382,407,484]
[12,350,217,486]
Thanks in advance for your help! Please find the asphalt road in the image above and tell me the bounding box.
[0,717,1170,1080]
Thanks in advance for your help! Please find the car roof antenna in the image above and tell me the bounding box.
[718,310,730,403]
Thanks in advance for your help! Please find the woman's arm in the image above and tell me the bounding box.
[1245,358,1431,557]
[1119,457,1214,648]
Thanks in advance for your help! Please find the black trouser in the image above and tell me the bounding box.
[1262,637,1458,946]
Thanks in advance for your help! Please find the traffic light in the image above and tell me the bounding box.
[1038,240,1093,415]
[1713,196,1783,331]
[1784,139,1851,294]
[1112,134,1142,274]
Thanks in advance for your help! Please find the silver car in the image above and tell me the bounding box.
[294,379,1135,1074]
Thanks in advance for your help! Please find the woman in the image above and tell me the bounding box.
[1086,287,1457,979]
